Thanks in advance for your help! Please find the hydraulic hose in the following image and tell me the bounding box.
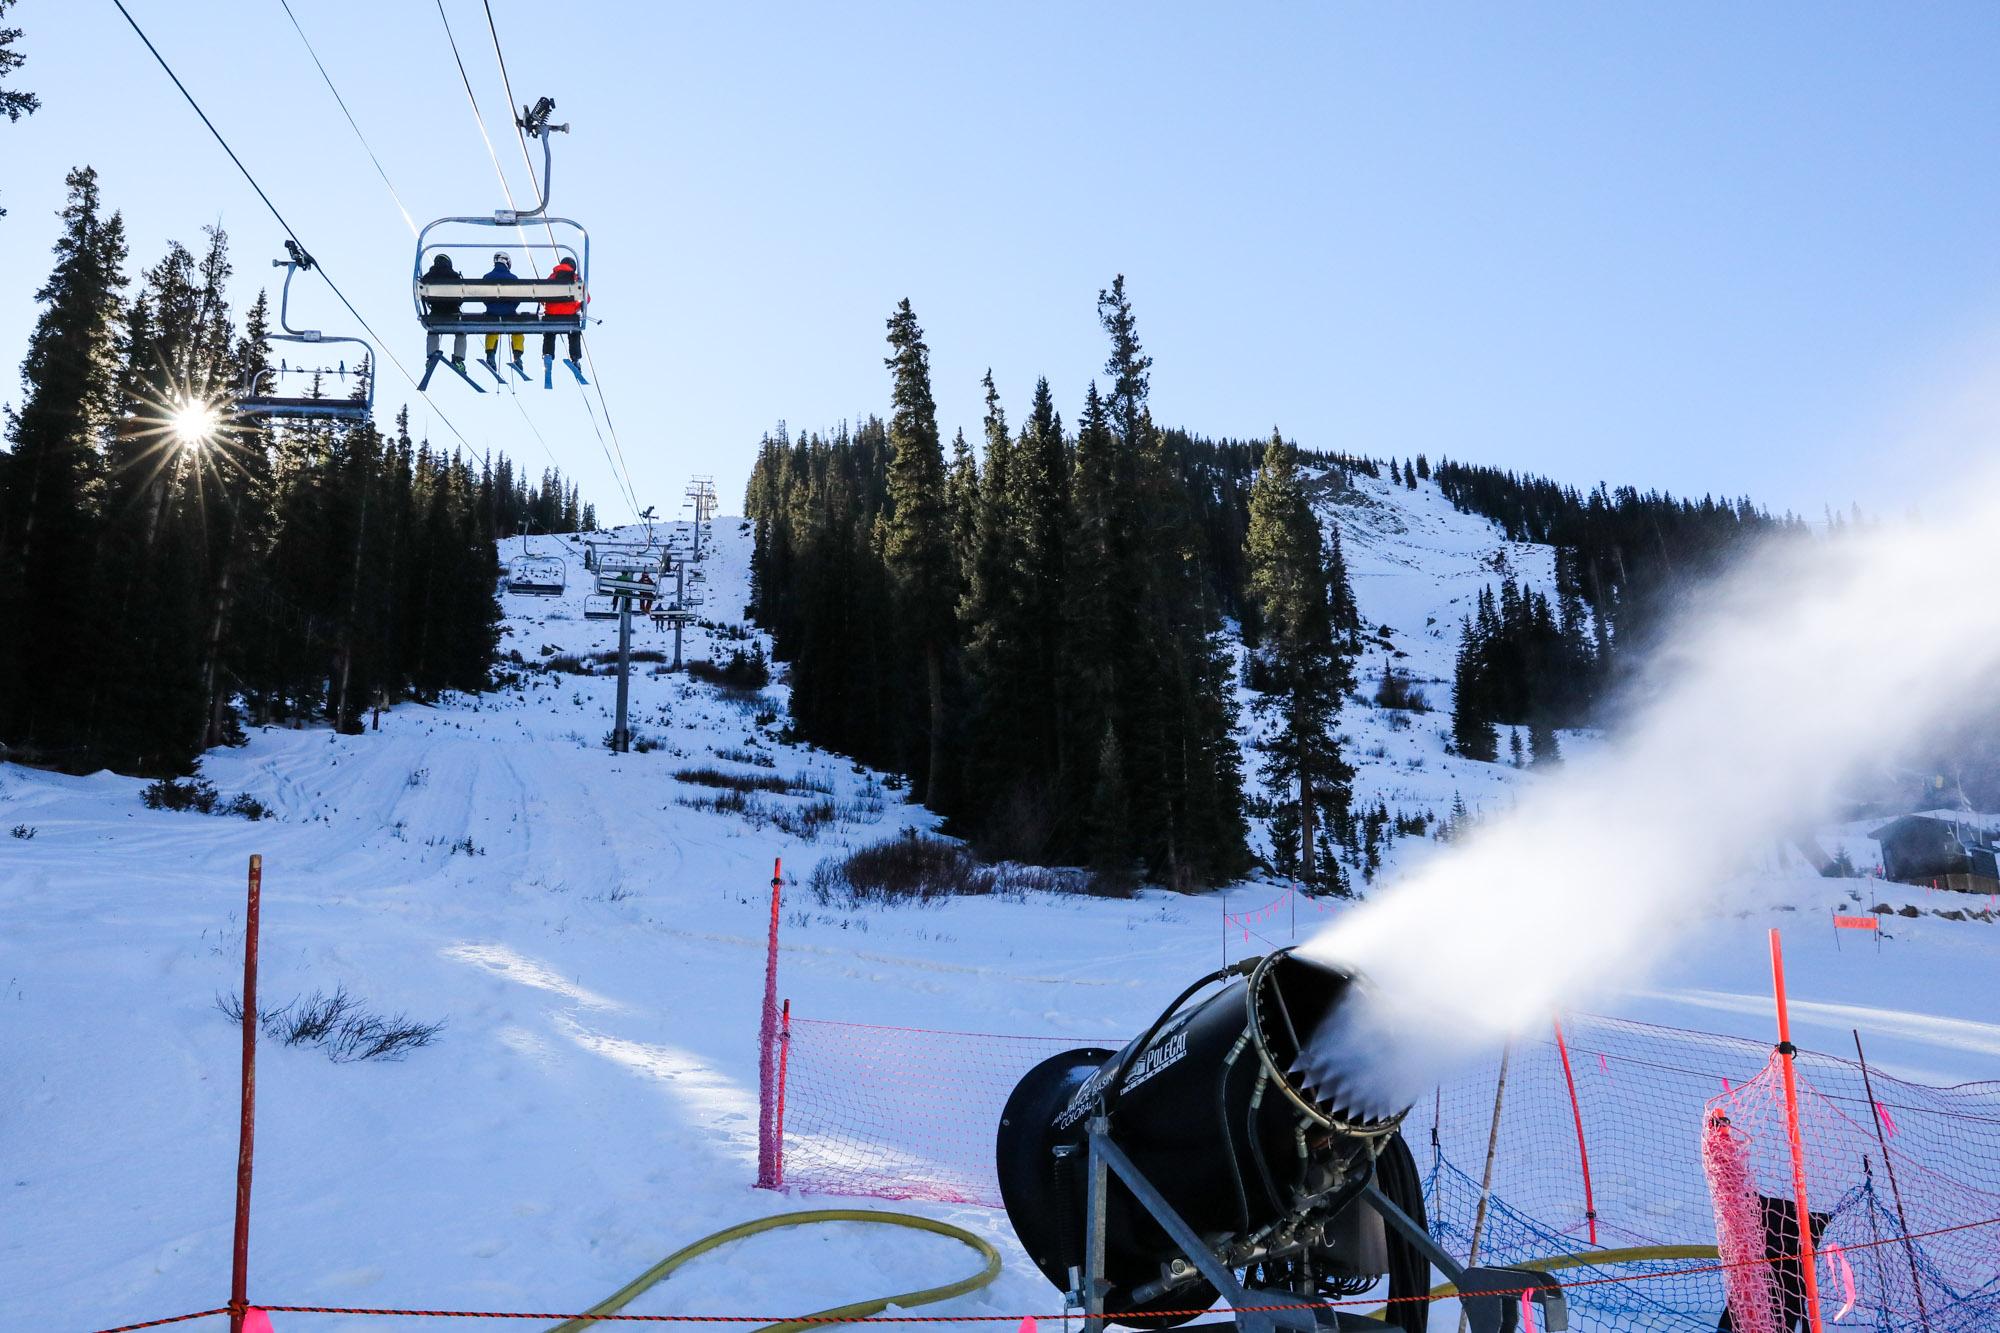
[545,1209,1003,1333]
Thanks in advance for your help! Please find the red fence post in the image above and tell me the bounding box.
[774,999,793,1190]
[1552,1017,1598,1247]
[757,858,783,1189]
[1769,929,1826,1333]
[229,855,262,1333]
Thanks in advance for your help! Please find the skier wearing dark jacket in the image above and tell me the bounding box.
[422,253,467,370]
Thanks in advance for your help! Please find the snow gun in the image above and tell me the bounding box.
[995,949,1567,1333]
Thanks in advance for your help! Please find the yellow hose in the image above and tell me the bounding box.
[546,1209,1004,1333]
[1367,1243,1720,1317]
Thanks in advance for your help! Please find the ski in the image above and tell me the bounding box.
[563,358,589,385]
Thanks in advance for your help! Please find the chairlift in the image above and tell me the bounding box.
[582,594,620,620]
[505,555,567,596]
[598,551,664,578]
[414,97,589,392]
[238,241,375,422]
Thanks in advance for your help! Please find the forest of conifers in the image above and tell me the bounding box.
[0,167,586,775]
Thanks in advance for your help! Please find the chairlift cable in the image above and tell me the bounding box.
[480,0,646,524]
[106,0,476,452]
[274,0,419,238]
[436,0,639,521]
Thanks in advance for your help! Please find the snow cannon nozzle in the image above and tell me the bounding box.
[994,949,1450,1330]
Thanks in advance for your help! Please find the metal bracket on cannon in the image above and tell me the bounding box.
[1073,1117,1567,1333]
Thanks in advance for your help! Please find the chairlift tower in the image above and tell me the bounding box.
[684,476,717,560]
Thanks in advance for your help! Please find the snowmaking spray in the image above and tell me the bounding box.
[1296,458,2000,1119]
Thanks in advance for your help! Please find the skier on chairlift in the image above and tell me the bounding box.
[421,253,469,376]
[541,254,588,387]
[481,252,527,378]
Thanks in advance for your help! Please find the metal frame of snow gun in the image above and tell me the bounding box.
[1072,1117,1568,1332]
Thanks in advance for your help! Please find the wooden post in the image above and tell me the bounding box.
[229,855,262,1333]
[1769,929,1825,1333]
[1459,1042,1511,1333]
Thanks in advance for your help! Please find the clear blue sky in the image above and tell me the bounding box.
[4,1,1999,523]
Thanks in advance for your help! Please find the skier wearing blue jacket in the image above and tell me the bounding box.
[480,252,525,375]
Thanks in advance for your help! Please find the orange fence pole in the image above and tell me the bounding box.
[228,855,262,1333]
[1552,1017,1598,1247]
[1769,928,1825,1333]
[757,858,784,1188]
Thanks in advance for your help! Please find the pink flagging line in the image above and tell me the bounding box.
[1822,1244,1856,1322]
[1518,1291,1537,1333]
[1875,1101,1899,1138]
[1223,885,1337,933]
[1597,1053,1610,1077]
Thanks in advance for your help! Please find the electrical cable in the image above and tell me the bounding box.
[107,0,476,453]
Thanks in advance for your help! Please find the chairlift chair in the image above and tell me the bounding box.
[582,594,620,620]
[238,242,376,422]
[414,98,589,391]
[505,555,567,596]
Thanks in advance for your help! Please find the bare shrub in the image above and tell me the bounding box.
[675,766,831,796]
[216,984,443,1062]
[811,832,994,906]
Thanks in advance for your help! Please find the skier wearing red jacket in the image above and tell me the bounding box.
[542,255,584,366]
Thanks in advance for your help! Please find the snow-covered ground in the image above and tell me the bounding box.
[5,485,1997,1331]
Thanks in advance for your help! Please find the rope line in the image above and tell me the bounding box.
[107,0,475,452]
[79,1211,2000,1331]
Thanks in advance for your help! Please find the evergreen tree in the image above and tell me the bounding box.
[878,299,956,806]
[0,0,37,219]
[0,167,128,756]
[1450,616,1498,762]
[1529,718,1561,768]
[1245,430,1355,894]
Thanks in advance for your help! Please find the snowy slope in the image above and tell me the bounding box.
[5,502,1999,1331]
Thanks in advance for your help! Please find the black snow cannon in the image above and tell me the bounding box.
[995,949,1567,1333]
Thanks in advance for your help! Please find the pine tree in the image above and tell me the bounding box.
[0,1,38,219]
[945,425,978,589]
[878,299,956,807]
[90,227,236,770]
[1450,616,1498,762]
[1245,430,1355,893]
[0,167,128,756]
[1529,718,1561,768]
